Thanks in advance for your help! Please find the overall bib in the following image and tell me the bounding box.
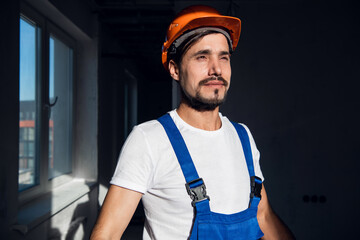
[158,114,264,240]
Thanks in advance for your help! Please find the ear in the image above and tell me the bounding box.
[168,60,180,81]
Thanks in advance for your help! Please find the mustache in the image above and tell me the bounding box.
[198,76,228,87]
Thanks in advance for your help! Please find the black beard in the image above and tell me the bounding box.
[180,76,228,112]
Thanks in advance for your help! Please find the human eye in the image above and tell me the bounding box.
[196,55,207,60]
[220,55,230,61]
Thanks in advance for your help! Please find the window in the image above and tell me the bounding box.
[48,35,73,179]
[19,12,75,198]
[19,17,39,191]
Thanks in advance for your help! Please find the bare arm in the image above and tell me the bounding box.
[90,185,142,240]
[257,184,295,240]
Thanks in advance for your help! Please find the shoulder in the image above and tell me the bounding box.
[126,115,171,151]
[220,115,258,150]
[135,119,163,134]
[220,114,252,135]
[134,111,179,137]
[134,117,168,139]
[221,115,264,179]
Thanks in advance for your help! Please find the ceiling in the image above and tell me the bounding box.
[93,0,175,57]
[91,0,238,56]
[90,0,239,78]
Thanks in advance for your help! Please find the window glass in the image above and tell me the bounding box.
[19,18,38,191]
[48,36,73,179]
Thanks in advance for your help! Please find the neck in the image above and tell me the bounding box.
[176,102,222,131]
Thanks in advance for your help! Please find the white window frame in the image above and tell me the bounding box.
[19,3,76,204]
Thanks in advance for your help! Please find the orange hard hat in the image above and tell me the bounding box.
[162,5,241,71]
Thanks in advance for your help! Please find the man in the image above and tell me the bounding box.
[91,5,295,240]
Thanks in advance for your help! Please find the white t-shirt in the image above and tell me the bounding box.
[111,110,264,240]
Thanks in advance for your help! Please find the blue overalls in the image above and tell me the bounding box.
[158,114,264,240]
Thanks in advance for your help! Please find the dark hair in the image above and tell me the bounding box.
[167,29,232,68]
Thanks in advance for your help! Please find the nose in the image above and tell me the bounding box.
[208,57,221,77]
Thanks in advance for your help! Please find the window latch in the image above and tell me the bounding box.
[44,96,58,119]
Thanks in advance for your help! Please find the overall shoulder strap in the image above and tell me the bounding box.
[158,114,210,211]
[158,114,200,183]
[230,122,255,177]
[230,122,262,208]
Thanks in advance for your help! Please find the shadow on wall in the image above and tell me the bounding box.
[50,182,99,240]
[64,202,91,240]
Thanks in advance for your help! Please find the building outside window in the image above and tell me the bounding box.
[19,17,38,191]
[19,13,74,196]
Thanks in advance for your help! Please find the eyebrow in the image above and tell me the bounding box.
[219,50,231,56]
[192,49,211,57]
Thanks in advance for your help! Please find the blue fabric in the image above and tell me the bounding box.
[158,114,200,183]
[193,208,263,240]
[230,121,255,178]
[249,197,261,210]
[158,114,264,240]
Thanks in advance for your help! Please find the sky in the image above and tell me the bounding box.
[19,18,36,101]
[19,18,55,101]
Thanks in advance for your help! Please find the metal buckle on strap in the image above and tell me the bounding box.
[185,178,210,207]
[250,176,262,199]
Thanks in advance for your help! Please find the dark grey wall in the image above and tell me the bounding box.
[221,1,359,239]
[0,1,20,238]
[49,0,96,38]
[98,1,359,239]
